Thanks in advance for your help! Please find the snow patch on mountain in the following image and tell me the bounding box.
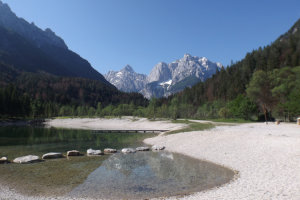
[105,65,147,93]
[105,54,222,98]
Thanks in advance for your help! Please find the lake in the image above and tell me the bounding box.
[0,126,235,199]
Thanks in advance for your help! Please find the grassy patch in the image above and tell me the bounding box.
[54,116,75,119]
[168,120,215,134]
[209,118,253,123]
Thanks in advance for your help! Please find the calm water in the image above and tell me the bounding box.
[0,126,235,199]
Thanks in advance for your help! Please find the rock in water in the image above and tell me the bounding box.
[104,148,117,154]
[152,145,165,151]
[136,147,150,151]
[87,149,103,156]
[0,157,8,164]
[67,150,80,156]
[42,152,64,159]
[121,148,136,153]
[13,155,41,164]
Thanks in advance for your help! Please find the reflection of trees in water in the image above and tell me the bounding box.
[102,151,234,189]
[0,127,153,150]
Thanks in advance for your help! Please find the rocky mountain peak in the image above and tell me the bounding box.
[182,53,193,61]
[147,62,171,83]
[105,65,147,93]
[0,1,10,10]
[105,54,222,98]
[122,65,134,73]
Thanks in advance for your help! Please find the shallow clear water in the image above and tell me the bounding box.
[0,126,235,199]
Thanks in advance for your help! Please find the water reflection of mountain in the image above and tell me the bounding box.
[69,152,234,199]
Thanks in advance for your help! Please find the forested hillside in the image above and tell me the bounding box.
[0,65,147,118]
[0,2,110,84]
[149,19,300,121]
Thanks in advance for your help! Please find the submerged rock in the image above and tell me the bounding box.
[0,157,8,164]
[136,147,150,151]
[152,145,165,151]
[87,148,103,156]
[67,150,81,156]
[104,148,117,154]
[121,148,136,154]
[13,155,41,164]
[42,152,64,159]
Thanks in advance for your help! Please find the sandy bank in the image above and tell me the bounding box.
[145,122,300,200]
[44,117,185,131]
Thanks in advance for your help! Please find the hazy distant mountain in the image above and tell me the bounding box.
[0,1,110,84]
[105,65,147,93]
[105,54,222,98]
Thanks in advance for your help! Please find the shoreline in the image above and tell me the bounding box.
[1,118,300,199]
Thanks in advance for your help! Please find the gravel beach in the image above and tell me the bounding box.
[145,122,300,200]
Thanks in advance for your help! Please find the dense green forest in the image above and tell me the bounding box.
[0,66,147,118]
[1,19,300,121]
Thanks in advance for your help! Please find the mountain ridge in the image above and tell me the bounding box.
[0,1,110,85]
[105,54,222,98]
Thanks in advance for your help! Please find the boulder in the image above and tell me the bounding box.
[42,152,64,159]
[0,157,8,164]
[121,148,136,154]
[104,148,117,154]
[87,148,103,156]
[136,147,150,151]
[67,150,81,156]
[152,145,165,151]
[13,155,41,164]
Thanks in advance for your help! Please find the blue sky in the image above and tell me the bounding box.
[2,0,300,74]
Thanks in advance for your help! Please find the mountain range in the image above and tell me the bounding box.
[0,1,110,85]
[105,54,222,98]
[0,1,147,110]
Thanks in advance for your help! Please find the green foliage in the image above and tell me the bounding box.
[270,66,300,120]
[210,118,253,123]
[170,97,179,119]
[0,85,31,117]
[227,95,257,120]
[246,70,274,114]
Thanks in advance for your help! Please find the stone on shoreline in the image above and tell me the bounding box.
[104,148,117,154]
[152,145,165,151]
[67,150,81,156]
[0,157,8,164]
[13,155,41,164]
[121,148,136,153]
[87,148,103,156]
[136,147,150,151]
[42,152,64,159]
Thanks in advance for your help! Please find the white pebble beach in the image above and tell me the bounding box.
[1,118,300,200]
